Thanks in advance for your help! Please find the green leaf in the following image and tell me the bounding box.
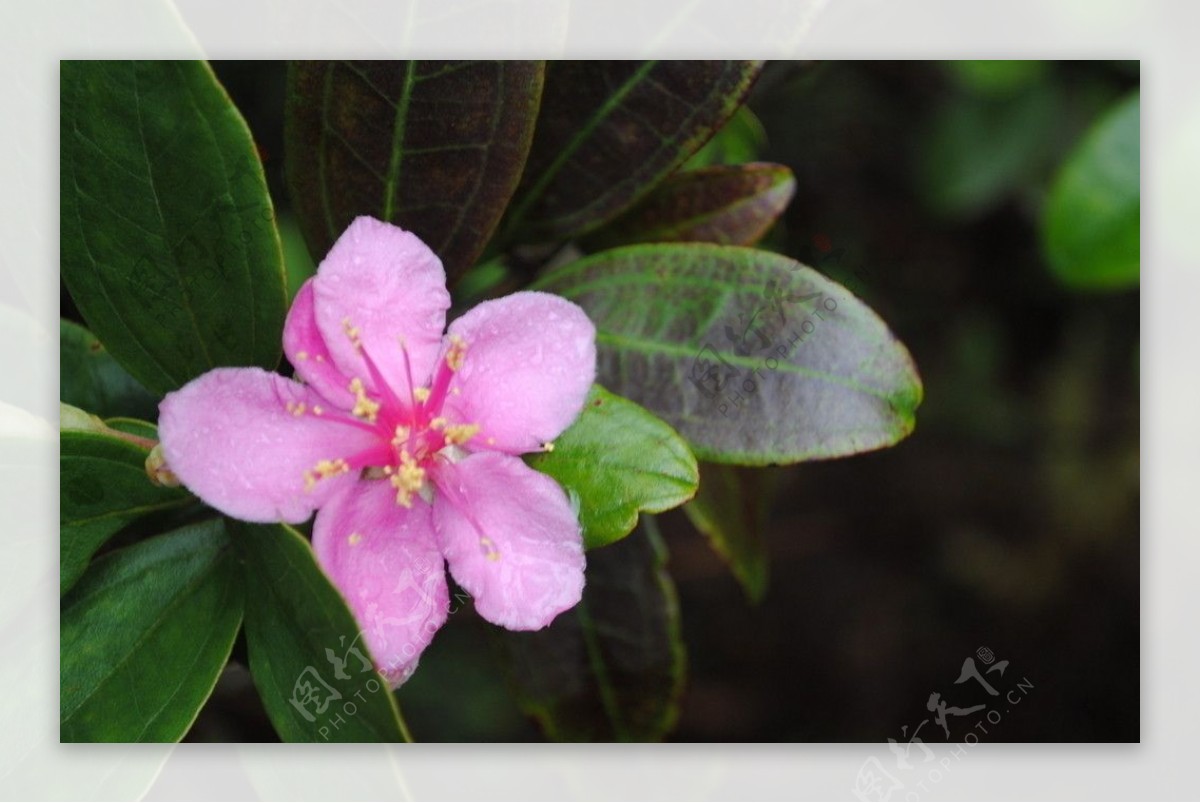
[60,520,243,742]
[231,521,412,743]
[495,522,684,741]
[60,320,157,421]
[1042,91,1140,290]
[682,105,767,169]
[682,463,772,603]
[533,243,923,465]
[527,384,698,550]
[453,256,512,308]
[104,417,159,441]
[60,430,190,596]
[584,163,795,249]
[278,212,316,303]
[918,79,1062,219]
[501,61,764,242]
[61,60,287,396]
[285,60,544,282]
[945,60,1048,97]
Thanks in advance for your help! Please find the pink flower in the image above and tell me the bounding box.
[159,216,595,685]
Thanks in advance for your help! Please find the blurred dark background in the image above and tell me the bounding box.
[166,60,1139,742]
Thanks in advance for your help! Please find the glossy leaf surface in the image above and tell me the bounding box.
[534,243,923,464]
[527,385,698,550]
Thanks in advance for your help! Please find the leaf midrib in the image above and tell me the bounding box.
[240,524,413,742]
[127,570,241,742]
[131,63,216,371]
[66,73,178,390]
[504,60,659,233]
[382,61,418,221]
[596,331,891,401]
[64,497,191,529]
[61,543,229,724]
[574,598,629,741]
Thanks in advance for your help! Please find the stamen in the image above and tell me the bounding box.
[348,377,380,423]
[542,441,555,452]
[389,449,427,507]
[426,335,468,414]
[413,387,431,403]
[398,337,419,411]
[303,458,351,492]
[301,407,385,436]
[445,334,467,372]
[358,343,409,423]
[479,536,501,562]
[296,351,309,361]
[429,417,448,430]
[342,317,363,351]
[429,462,496,560]
[348,532,363,546]
[443,423,480,446]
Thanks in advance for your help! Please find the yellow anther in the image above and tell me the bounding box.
[480,537,501,562]
[389,450,426,507]
[348,532,363,546]
[430,417,448,430]
[413,387,431,403]
[303,458,350,492]
[296,351,309,361]
[543,441,555,452]
[348,377,380,422]
[443,423,480,446]
[445,335,467,371]
[342,317,362,350]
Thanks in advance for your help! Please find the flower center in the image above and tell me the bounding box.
[301,325,482,507]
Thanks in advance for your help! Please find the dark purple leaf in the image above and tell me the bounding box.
[286,60,544,282]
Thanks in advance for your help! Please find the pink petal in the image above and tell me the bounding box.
[442,291,595,454]
[158,368,381,523]
[312,217,451,400]
[282,279,356,410]
[313,480,449,687]
[432,452,584,630]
